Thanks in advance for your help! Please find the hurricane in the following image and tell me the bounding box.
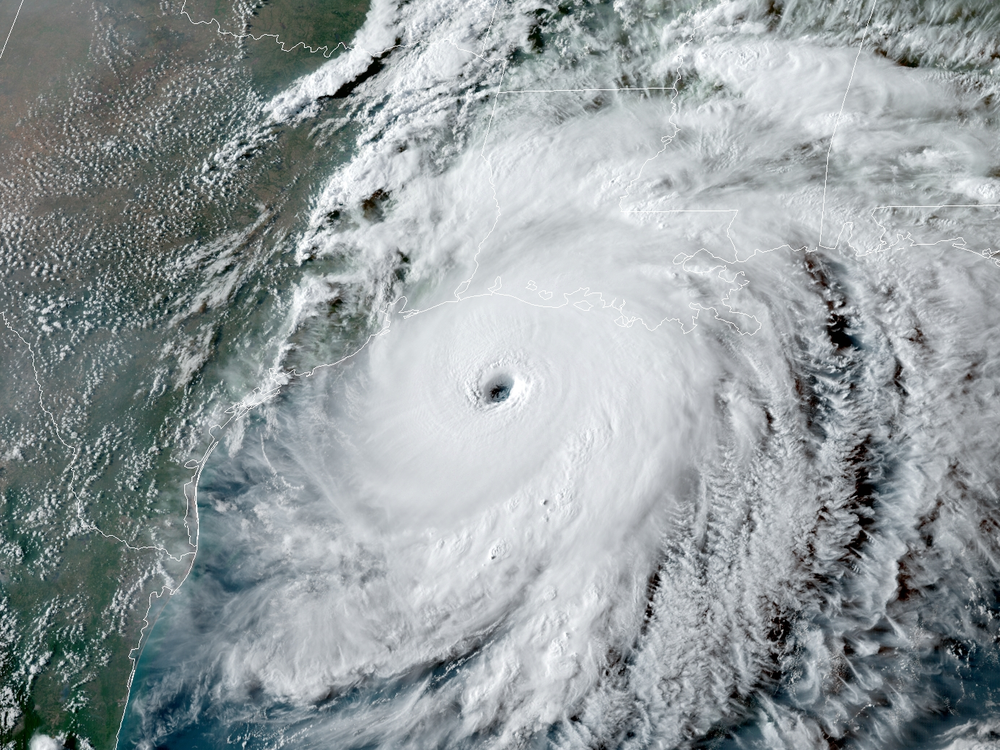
[117,1,1000,748]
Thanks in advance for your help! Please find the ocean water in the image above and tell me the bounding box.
[5,0,1000,748]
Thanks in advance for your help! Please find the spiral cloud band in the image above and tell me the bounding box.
[121,1,1000,748]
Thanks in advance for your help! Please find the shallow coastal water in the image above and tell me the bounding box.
[5,0,1000,748]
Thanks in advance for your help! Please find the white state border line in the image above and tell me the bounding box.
[1,312,73,449]
[484,72,764,335]
[0,310,198,748]
[113,0,1000,743]
[0,0,25,62]
[179,0,352,57]
[0,311,196,559]
[108,31,759,741]
[135,0,762,621]
[499,87,679,93]
[112,40,702,739]
[818,0,879,249]
[178,0,500,64]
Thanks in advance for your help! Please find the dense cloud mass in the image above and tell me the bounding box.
[121,1,1000,748]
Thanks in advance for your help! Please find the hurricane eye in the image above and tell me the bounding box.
[483,373,514,404]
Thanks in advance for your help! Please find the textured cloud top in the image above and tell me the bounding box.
[121,1,1000,748]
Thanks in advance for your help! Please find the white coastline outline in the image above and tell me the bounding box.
[835,203,1000,265]
[112,0,1000,744]
[0,0,991,742]
[1,309,199,745]
[817,0,879,249]
[108,8,796,739]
